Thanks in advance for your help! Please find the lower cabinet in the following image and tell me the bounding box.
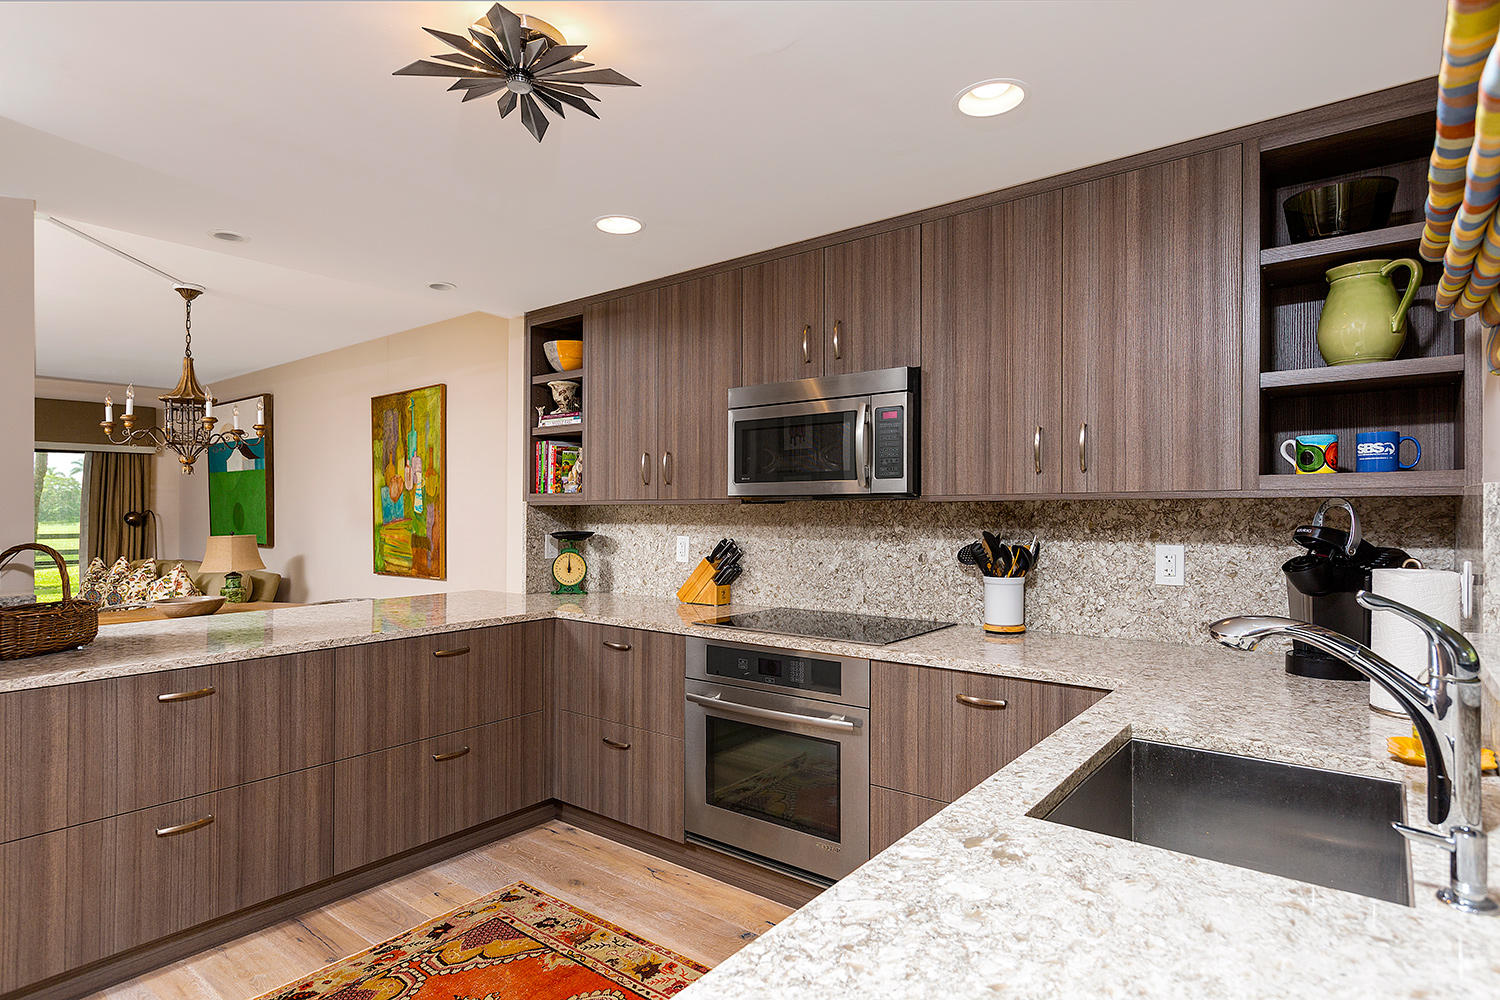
[554,710,684,842]
[871,786,947,854]
[0,819,116,994]
[334,714,546,873]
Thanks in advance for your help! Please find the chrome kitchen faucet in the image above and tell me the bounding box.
[1210,592,1497,915]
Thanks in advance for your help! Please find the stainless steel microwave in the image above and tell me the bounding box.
[726,367,918,498]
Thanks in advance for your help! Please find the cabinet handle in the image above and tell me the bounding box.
[432,646,470,658]
[602,736,632,751]
[832,320,842,360]
[801,325,811,364]
[956,694,1008,710]
[1078,422,1088,474]
[640,451,652,486]
[1033,426,1043,475]
[662,451,673,485]
[602,640,632,652]
[157,686,215,703]
[432,746,471,762]
[155,814,214,838]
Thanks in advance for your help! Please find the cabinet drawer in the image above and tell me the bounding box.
[216,650,338,787]
[555,623,685,737]
[0,679,116,843]
[115,666,218,813]
[0,819,116,994]
[871,786,946,854]
[951,674,1104,795]
[555,710,684,841]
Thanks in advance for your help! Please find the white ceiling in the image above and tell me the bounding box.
[0,1,1445,383]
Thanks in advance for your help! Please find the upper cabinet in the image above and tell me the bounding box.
[1061,147,1243,493]
[741,228,919,386]
[586,290,661,502]
[921,192,1063,497]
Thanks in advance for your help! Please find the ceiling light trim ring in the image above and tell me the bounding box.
[955,78,1027,118]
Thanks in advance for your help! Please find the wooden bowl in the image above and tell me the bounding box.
[153,596,226,618]
[543,339,583,372]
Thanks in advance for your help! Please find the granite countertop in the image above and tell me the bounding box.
[5,591,1498,995]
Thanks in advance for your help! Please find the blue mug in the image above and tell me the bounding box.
[1354,431,1420,472]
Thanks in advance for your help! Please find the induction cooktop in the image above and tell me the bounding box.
[696,606,956,646]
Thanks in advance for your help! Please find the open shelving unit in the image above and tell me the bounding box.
[525,312,589,503]
[1245,91,1481,497]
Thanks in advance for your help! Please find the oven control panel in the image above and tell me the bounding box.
[703,644,842,696]
[873,404,904,480]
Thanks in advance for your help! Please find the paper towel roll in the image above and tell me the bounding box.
[1369,568,1462,715]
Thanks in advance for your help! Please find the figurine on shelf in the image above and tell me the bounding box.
[547,380,580,415]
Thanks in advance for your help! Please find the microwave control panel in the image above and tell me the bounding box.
[873,405,904,480]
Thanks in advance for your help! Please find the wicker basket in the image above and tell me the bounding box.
[0,543,99,660]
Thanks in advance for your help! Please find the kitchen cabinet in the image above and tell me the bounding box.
[588,289,662,502]
[115,666,218,814]
[872,661,1105,802]
[554,621,685,738]
[741,229,919,386]
[217,650,337,788]
[0,819,116,993]
[871,786,946,854]
[554,709,685,841]
[1061,147,1243,493]
[0,678,116,843]
[921,192,1063,496]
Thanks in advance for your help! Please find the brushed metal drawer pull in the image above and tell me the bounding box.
[662,451,673,486]
[155,814,214,837]
[602,737,632,751]
[956,694,1008,710]
[432,746,471,762]
[1033,426,1042,475]
[157,686,216,703]
[641,451,652,486]
[801,325,811,364]
[602,640,632,652]
[832,320,842,360]
[432,646,470,658]
[1079,422,1088,474]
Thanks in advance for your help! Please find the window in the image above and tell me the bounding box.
[33,451,84,601]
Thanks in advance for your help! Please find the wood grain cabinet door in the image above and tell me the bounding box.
[214,766,334,915]
[1061,146,1242,493]
[952,674,1106,796]
[553,620,603,720]
[333,740,429,873]
[335,636,431,757]
[429,714,546,839]
[659,271,740,500]
[741,249,823,384]
[871,660,955,801]
[216,650,337,788]
[823,226,920,376]
[0,819,116,994]
[588,289,663,502]
[115,666,218,814]
[113,789,222,949]
[555,710,683,841]
[871,785,947,854]
[922,193,1063,497]
[594,626,686,738]
[0,678,116,843]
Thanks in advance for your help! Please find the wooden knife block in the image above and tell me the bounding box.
[677,558,732,606]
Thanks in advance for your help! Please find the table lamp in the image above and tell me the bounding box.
[199,534,265,604]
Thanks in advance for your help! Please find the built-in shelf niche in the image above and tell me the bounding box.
[527,313,588,502]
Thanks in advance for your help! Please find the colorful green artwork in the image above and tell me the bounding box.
[371,384,445,579]
[208,394,272,545]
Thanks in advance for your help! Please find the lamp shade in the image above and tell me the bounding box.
[199,534,265,574]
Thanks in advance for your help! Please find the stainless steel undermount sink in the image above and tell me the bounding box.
[1041,740,1411,906]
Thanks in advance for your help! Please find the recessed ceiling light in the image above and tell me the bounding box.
[595,215,643,235]
[209,229,247,242]
[427,281,457,291]
[956,79,1026,118]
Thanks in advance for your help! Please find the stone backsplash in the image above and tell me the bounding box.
[527,496,1464,646]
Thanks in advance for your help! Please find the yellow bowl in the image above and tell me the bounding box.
[543,340,583,372]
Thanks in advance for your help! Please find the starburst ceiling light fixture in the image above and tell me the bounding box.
[393,2,640,142]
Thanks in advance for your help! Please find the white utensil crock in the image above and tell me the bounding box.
[983,576,1026,634]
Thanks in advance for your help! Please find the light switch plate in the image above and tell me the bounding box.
[1155,544,1185,586]
[676,536,691,563]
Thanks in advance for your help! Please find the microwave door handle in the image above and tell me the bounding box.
[855,401,870,488]
[686,691,860,732]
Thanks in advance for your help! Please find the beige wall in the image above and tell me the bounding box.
[1,199,36,595]
[175,312,526,602]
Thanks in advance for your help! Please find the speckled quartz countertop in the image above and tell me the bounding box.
[6,591,1499,995]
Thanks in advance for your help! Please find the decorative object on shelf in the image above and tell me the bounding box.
[1279,434,1339,474]
[1354,431,1421,472]
[209,393,274,544]
[1316,258,1421,364]
[550,530,593,595]
[200,533,265,604]
[0,543,98,660]
[392,2,640,143]
[372,384,447,579]
[99,284,268,473]
[122,508,160,559]
[542,339,583,372]
[1282,177,1398,243]
[546,380,581,414]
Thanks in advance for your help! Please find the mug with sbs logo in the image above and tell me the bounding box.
[1279,434,1339,474]
[1354,431,1420,473]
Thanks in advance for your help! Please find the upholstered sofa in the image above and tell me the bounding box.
[127,558,285,603]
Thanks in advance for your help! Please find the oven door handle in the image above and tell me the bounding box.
[686,691,861,732]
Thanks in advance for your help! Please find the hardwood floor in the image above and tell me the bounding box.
[85,821,793,1000]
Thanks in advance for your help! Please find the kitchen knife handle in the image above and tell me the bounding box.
[1033,426,1042,475]
[1079,422,1088,474]
[832,320,842,360]
[801,325,811,365]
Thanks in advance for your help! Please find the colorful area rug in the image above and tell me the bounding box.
[258,882,709,1000]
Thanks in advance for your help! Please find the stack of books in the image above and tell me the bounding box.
[537,410,581,427]
[535,441,582,493]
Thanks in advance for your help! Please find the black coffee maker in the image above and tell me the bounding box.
[1282,498,1410,680]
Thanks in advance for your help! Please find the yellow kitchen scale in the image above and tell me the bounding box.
[550,531,594,595]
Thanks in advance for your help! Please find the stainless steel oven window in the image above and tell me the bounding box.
[730,402,860,486]
[705,715,842,841]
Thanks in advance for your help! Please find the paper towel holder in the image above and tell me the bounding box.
[1462,560,1483,621]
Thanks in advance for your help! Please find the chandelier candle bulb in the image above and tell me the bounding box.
[124,384,134,417]
[232,405,240,431]
[256,400,264,426]
[204,391,213,420]
[103,394,112,423]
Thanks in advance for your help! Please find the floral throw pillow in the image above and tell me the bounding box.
[146,564,201,602]
[100,557,133,607]
[119,561,158,606]
[78,557,108,605]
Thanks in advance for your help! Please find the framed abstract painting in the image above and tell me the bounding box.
[371,384,446,579]
[208,393,273,545]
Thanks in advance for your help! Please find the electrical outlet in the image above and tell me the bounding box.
[675,536,691,563]
[1155,544,1185,586]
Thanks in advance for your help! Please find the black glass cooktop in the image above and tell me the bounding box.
[697,607,956,646]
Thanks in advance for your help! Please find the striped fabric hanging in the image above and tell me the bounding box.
[1421,0,1500,370]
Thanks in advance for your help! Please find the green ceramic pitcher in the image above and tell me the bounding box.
[1316,258,1421,365]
